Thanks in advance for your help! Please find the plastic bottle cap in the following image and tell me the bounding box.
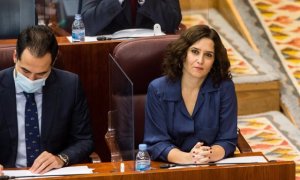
[139,144,147,151]
[75,14,82,20]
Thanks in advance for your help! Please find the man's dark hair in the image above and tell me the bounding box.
[16,25,58,63]
[162,24,231,86]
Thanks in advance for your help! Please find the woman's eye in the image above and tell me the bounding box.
[191,49,199,55]
[205,53,214,58]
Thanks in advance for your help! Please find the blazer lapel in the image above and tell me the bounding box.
[41,70,60,143]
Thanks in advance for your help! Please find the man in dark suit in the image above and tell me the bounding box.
[0,25,94,174]
[81,0,182,35]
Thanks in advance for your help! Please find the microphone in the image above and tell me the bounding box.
[159,161,260,169]
[96,36,142,41]
[0,176,11,180]
[0,173,90,179]
[96,36,112,41]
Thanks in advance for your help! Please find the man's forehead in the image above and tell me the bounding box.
[17,49,52,72]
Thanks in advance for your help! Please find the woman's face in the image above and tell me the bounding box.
[182,38,215,80]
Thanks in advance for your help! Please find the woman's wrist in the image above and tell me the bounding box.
[208,145,225,162]
[167,148,193,164]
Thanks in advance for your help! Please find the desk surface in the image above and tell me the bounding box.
[8,153,294,180]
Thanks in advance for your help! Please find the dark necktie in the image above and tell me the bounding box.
[23,92,41,167]
[130,0,137,25]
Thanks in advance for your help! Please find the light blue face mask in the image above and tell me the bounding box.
[15,70,47,93]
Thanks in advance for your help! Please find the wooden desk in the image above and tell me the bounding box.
[0,37,282,161]
[10,153,294,180]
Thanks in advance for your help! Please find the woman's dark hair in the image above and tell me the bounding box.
[16,25,58,63]
[162,24,231,86]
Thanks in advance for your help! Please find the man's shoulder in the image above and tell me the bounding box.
[47,68,80,89]
[0,66,13,73]
[0,67,14,80]
[51,68,78,80]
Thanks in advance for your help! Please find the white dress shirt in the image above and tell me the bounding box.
[13,69,43,167]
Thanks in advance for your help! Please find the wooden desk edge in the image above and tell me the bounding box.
[5,153,295,180]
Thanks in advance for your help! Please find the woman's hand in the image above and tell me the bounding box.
[167,143,225,164]
[190,142,212,163]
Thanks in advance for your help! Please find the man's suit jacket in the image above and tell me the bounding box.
[81,0,182,35]
[0,67,94,168]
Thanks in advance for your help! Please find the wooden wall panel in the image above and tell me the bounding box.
[235,81,281,115]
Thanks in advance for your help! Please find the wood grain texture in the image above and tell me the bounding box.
[236,81,280,115]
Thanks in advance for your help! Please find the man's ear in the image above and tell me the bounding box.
[13,50,17,64]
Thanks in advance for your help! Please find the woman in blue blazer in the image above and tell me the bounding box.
[144,25,237,164]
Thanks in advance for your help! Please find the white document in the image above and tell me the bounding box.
[67,36,98,42]
[216,156,268,164]
[3,166,93,178]
[168,156,268,169]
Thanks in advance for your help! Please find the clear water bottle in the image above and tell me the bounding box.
[72,14,85,42]
[135,144,151,171]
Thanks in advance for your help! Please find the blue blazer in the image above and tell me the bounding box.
[0,67,94,168]
[144,76,238,161]
[81,0,182,35]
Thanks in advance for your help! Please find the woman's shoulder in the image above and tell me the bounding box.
[220,78,234,87]
[219,78,235,93]
[149,76,169,87]
[149,76,180,89]
[202,76,234,92]
[148,76,181,100]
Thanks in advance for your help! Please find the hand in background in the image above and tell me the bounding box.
[30,151,64,174]
[0,164,3,175]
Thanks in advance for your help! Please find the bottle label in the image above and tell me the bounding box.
[135,160,151,171]
[72,30,85,42]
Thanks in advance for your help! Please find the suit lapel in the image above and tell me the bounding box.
[41,70,60,143]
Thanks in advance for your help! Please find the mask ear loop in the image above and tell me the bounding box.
[14,67,18,78]
[47,50,59,80]
[52,50,59,66]
[14,55,20,78]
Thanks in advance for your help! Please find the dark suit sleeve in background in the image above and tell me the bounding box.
[138,0,182,34]
[81,0,182,35]
[81,0,123,35]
